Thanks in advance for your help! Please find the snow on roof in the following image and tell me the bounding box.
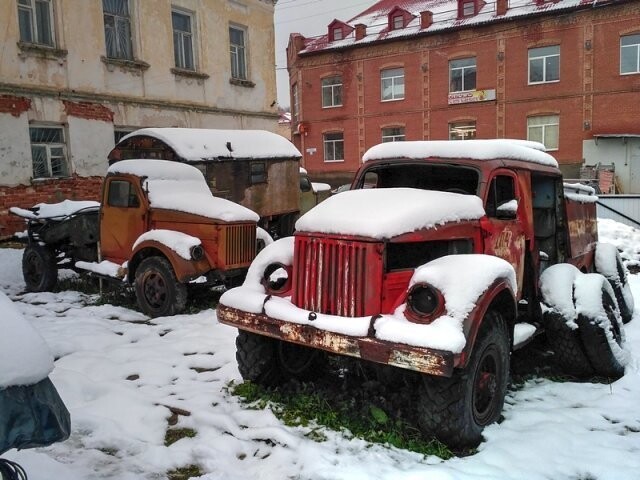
[109,160,259,222]
[120,128,302,162]
[0,291,54,388]
[10,200,100,220]
[564,182,598,204]
[295,187,485,239]
[363,139,559,167]
[300,0,609,54]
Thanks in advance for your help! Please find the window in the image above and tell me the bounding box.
[393,15,403,29]
[528,45,559,84]
[29,126,69,179]
[323,132,344,162]
[250,162,266,184]
[103,0,132,59]
[486,175,515,218]
[333,28,343,41]
[449,58,476,92]
[382,127,405,142]
[172,9,194,70]
[291,83,299,122]
[462,0,475,16]
[449,121,477,140]
[381,68,404,101]
[17,0,54,46]
[108,180,139,208]
[322,76,342,108]
[621,34,640,75]
[114,128,134,145]
[229,25,247,80]
[528,115,559,151]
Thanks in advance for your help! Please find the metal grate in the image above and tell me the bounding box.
[293,236,381,317]
[224,224,256,266]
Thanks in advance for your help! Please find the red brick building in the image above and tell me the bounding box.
[287,0,640,188]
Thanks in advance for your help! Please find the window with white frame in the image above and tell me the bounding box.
[528,45,559,84]
[322,76,342,108]
[449,121,477,140]
[103,0,133,60]
[449,58,476,92]
[229,25,247,80]
[323,132,344,162]
[29,126,69,179]
[381,68,404,101]
[172,9,194,70]
[333,28,343,41]
[392,14,403,29]
[17,0,54,46]
[527,115,559,150]
[462,0,475,16]
[621,34,640,75]
[382,127,405,142]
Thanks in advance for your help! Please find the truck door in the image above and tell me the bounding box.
[482,171,526,296]
[100,177,146,264]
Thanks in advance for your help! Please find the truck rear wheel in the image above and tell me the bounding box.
[22,244,58,292]
[134,256,187,318]
[417,310,509,448]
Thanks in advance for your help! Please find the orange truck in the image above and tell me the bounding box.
[12,159,259,317]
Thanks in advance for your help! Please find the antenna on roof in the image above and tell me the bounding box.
[226,142,233,152]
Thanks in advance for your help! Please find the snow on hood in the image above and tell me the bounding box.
[120,128,302,161]
[0,291,54,388]
[295,188,485,239]
[363,139,558,168]
[109,160,259,223]
[10,199,100,220]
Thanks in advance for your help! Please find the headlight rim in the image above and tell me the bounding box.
[404,283,444,324]
[262,261,292,296]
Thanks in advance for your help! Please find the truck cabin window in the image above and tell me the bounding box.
[486,175,515,218]
[108,180,140,208]
[250,162,267,185]
[357,163,479,195]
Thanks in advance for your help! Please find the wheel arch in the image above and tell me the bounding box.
[129,240,211,284]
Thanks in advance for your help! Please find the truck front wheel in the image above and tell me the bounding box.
[134,256,187,318]
[22,244,58,292]
[417,310,509,448]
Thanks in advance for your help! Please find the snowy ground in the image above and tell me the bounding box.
[2,220,640,480]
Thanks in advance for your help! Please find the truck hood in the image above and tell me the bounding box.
[295,188,485,240]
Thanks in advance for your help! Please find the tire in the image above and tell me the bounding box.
[595,243,634,324]
[134,256,187,318]
[236,330,325,387]
[575,276,627,379]
[543,311,594,377]
[417,310,510,448]
[22,244,58,292]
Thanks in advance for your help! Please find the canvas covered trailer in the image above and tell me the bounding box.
[108,128,303,237]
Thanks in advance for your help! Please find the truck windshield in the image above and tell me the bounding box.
[357,162,479,195]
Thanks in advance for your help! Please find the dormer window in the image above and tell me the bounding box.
[458,0,477,17]
[333,28,343,40]
[387,7,414,31]
[328,20,353,42]
[393,14,404,29]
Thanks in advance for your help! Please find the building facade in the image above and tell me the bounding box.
[0,0,279,236]
[287,0,640,189]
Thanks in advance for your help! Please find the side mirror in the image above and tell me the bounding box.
[300,176,312,193]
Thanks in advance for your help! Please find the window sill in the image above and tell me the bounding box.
[17,42,68,60]
[171,68,210,80]
[381,97,405,102]
[229,78,255,88]
[31,175,72,184]
[101,56,150,72]
[323,159,345,163]
[527,80,560,86]
[322,104,343,109]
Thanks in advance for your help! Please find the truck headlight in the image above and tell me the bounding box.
[262,262,292,295]
[190,245,204,261]
[405,283,443,323]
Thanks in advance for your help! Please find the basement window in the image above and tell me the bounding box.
[29,126,70,179]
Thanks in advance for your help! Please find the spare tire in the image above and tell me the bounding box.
[595,243,634,324]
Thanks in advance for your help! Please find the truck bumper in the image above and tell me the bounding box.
[217,304,455,377]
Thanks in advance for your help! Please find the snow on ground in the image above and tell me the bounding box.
[2,219,640,479]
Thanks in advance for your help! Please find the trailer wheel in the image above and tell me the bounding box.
[22,244,58,292]
[236,331,325,386]
[417,310,509,448]
[543,312,594,377]
[576,277,627,379]
[595,243,634,324]
[134,256,187,318]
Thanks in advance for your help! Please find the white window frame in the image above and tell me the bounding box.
[381,68,405,102]
[449,121,477,140]
[321,76,342,108]
[172,8,195,71]
[229,24,248,80]
[103,0,133,60]
[621,34,640,75]
[528,45,560,84]
[382,127,405,142]
[29,125,70,179]
[449,57,476,93]
[323,132,344,162]
[527,115,559,151]
[17,0,55,46]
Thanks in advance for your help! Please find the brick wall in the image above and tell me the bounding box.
[0,95,31,117]
[0,176,103,238]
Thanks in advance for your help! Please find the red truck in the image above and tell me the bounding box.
[217,139,633,447]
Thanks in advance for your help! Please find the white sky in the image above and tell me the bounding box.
[274,0,377,108]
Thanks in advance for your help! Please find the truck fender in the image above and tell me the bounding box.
[129,240,212,284]
[457,280,517,369]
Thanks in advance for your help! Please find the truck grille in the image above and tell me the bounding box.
[293,236,382,317]
[224,224,256,267]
